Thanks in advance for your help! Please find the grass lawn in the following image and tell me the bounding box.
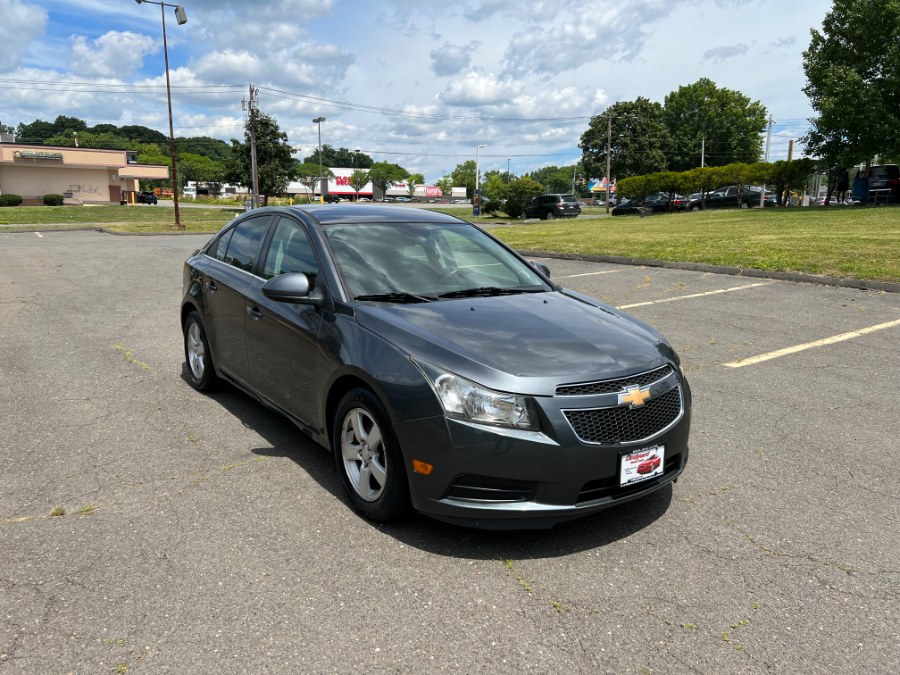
[1,202,897,283]
[488,207,900,283]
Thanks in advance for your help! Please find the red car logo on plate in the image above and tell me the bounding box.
[637,455,661,475]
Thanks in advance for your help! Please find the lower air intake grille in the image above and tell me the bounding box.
[446,475,537,503]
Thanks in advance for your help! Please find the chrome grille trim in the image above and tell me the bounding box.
[556,365,674,396]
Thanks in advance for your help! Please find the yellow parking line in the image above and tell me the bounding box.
[724,318,900,368]
[619,281,776,309]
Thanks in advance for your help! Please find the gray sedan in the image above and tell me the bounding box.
[181,205,691,528]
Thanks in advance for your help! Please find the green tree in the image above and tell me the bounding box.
[349,169,369,201]
[406,173,425,199]
[580,98,670,182]
[802,0,900,167]
[527,165,577,194]
[450,160,477,199]
[177,137,233,163]
[499,176,544,219]
[306,144,374,169]
[435,175,453,197]
[663,78,767,171]
[368,162,408,201]
[178,152,223,188]
[17,116,88,144]
[224,112,298,203]
[294,162,334,202]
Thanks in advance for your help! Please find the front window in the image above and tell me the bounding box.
[323,221,549,300]
[262,217,319,287]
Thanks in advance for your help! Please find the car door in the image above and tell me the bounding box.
[243,216,324,428]
[203,214,273,386]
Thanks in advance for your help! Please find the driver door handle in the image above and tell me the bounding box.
[246,305,263,320]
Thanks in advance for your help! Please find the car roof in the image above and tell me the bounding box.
[273,204,471,226]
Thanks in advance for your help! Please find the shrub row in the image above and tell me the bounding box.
[0,194,69,206]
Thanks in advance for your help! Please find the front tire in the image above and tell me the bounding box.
[183,311,219,391]
[333,388,410,523]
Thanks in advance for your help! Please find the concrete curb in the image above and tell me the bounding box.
[521,250,900,294]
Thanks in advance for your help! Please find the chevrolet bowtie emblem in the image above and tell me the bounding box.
[618,385,651,408]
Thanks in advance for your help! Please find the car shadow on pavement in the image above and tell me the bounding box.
[190,370,674,560]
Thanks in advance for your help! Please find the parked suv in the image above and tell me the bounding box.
[866,164,899,203]
[137,191,158,204]
[525,194,581,219]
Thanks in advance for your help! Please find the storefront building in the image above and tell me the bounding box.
[0,143,169,204]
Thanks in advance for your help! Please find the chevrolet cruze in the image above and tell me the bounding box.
[181,205,691,528]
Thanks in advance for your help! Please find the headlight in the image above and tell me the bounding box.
[415,363,536,430]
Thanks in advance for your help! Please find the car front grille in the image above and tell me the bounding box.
[556,365,674,396]
[563,385,683,444]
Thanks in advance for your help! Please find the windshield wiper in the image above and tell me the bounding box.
[354,292,436,303]
[438,286,542,299]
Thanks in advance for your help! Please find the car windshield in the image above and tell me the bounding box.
[323,221,549,301]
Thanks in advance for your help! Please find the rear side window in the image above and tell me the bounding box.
[223,215,272,273]
[209,227,234,261]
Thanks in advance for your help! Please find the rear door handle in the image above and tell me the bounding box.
[206,279,218,291]
[246,305,263,320]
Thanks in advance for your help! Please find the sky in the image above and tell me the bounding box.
[1,0,834,183]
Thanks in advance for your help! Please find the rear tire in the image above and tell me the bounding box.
[333,388,410,523]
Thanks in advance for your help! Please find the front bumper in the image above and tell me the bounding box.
[395,375,692,529]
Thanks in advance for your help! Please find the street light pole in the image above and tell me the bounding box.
[135,0,187,230]
[606,113,612,214]
[474,144,485,216]
[312,117,325,203]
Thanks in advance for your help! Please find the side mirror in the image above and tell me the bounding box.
[530,261,551,278]
[262,273,322,304]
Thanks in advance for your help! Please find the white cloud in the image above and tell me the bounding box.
[439,71,522,107]
[70,32,156,78]
[430,42,478,77]
[0,0,48,71]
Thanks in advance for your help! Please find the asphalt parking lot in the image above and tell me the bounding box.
[1,229,898,674]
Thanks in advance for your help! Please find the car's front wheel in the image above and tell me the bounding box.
[183,311,219,391]
[333,388,410,523]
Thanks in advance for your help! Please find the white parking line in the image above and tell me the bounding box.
[34,232,43,238]
[619,281,776,309]
[556,270,621,279]
[724,318,900,368]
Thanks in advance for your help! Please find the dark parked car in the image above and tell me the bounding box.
[610,193,685,216]
[611,198,647,216]
[686,186,776,210]
[524,194,581,219]
[181,205,691,528]
[137,191,158,204]
[865,164,899,203]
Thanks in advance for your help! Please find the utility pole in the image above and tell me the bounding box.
[701,137,705,168]
[760,115,774,208]
[605,113,612,213]
[242,84,260,209]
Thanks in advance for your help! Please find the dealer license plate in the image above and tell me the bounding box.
[619,445,665,487]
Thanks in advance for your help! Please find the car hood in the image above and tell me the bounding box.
[354,290,675,393]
